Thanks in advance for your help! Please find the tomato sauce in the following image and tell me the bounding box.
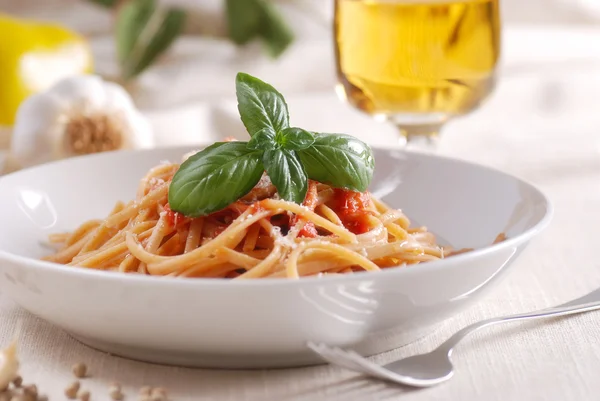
[164,204,184,227]
[209,207,240,224]
[247,200,267,215]
[229,201,250,214]
[331,189,373,234]
[292,181,319,238]
[298,222,318,238]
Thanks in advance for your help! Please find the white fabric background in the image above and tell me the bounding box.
[1,1,600,399]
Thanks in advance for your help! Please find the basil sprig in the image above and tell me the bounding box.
[168,73,375,217]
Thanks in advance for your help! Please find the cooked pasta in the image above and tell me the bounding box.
[43,157,477,279]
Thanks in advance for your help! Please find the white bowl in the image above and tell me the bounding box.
[0,146,552,368]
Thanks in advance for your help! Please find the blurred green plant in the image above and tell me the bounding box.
[226,0,294,58]
[88,0,294,81]
[88,0,118,6]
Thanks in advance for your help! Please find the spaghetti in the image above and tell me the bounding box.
[43,156,476,279]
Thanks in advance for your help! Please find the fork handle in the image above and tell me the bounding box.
[437,289,600,356]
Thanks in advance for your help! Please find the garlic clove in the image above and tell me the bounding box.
[0,341,19,390]
[103,82,136,112]
[11,92,64,168]
[51,75,109,112]
[101,83,154,149]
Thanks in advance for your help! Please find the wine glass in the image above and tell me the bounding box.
[333,0,501,150]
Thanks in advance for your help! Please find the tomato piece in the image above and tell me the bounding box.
[298,222,318,238]
[331,189,373,234]
[342,213,372,234]
[163,204,184,226]
[291,181,319,238]
[332,188,371,213]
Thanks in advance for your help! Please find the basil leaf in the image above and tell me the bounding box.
[116,0,186,80]
[236,72,289,137]
[247,128,277,151]
[226,0,293,57]
[263,149,307,204]
[168,142,264,216]
[278,127,315,151]
[297,133,374,192]
[226,0,262,45]
[258,0,294,58]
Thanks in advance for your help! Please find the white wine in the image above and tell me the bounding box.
[334,0,500,124]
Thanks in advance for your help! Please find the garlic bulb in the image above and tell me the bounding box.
[0,341,19,389]
[11,74,154,168]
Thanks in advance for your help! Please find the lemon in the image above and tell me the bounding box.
[0,13,93,126]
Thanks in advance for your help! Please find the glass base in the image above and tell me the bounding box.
[384,113,449,152]
[398,128,440,152]
[394,122,444,153]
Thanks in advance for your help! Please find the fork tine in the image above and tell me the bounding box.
[323,345,387,378]
[308,343,372,373]
[320,352,366,372]
[344,351,392,372]
[308,343,349,363]
[341,350,414,384]
[333,348,389,378]
[315,344,415,385]
[318,346,369,372]
[329,347,376,374]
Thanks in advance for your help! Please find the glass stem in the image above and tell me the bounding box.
[395,123,442,152]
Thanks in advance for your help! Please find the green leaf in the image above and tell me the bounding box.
[116,0,186,80]
[225,0,294,58]
[87,0,118,7]
[263,149,307,204]
[168,142,264,216]
[278,127,315,151]
[258,0,295,58]
[297,133,374,192]
[247,128,277,151]
[236,72,289,137]
[226,0,262,45]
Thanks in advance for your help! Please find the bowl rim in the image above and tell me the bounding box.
[0,145,554,288]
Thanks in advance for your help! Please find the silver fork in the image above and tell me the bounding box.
[308,287,600,387]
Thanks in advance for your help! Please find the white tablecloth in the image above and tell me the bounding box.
[2,26,600,400]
